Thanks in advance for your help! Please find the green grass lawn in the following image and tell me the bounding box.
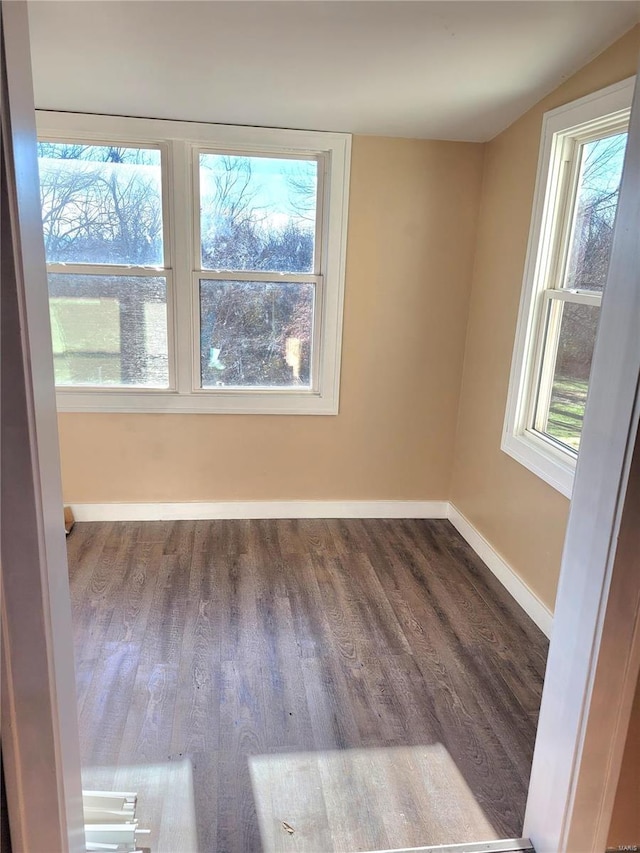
[546,376,589,451]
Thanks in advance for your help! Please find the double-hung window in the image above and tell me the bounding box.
[36,113,351,414]
[502,78,633,496]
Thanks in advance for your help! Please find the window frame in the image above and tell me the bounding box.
[501,77,634,497]
[35,112,351,414]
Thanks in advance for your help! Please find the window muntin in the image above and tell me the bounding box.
[35,113,350,414]
[502,77,633,497]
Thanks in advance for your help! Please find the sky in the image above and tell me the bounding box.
[199,152,318,229]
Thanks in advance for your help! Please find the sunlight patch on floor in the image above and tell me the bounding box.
[81,759,198,852]
[249,744,500,853]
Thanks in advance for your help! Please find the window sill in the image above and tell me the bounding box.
[54,388,339,415]
[501,429,575,499]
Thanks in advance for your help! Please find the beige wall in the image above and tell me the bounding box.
[450,27,640,611]
[59,136,484,503]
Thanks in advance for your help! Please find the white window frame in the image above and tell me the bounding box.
[35,111,351,415]
[502,77,634,497]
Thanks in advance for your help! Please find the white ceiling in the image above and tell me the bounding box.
[27,1,639,142]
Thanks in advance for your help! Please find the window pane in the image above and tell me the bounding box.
[199,153,317,273]
[564,132,626,292]
[48,274,169,387]
[37,143,164,265]
[538,301,599,451]
[199,280,314,388]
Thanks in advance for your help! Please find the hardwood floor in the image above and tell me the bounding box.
[68,519,548,852]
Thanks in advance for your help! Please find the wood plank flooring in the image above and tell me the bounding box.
[68,519,548,853]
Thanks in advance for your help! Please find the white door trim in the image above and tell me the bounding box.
[0,3,85,851]
[524,69,640,851]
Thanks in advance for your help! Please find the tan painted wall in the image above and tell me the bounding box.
[450,27,640,612]
[59,136,484,503]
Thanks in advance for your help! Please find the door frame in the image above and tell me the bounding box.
[1,3,639,851]
[1,2,85,850]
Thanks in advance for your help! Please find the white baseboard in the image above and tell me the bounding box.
[448,503,553,638]
[68,498,552,637]
[69,500,449,522]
